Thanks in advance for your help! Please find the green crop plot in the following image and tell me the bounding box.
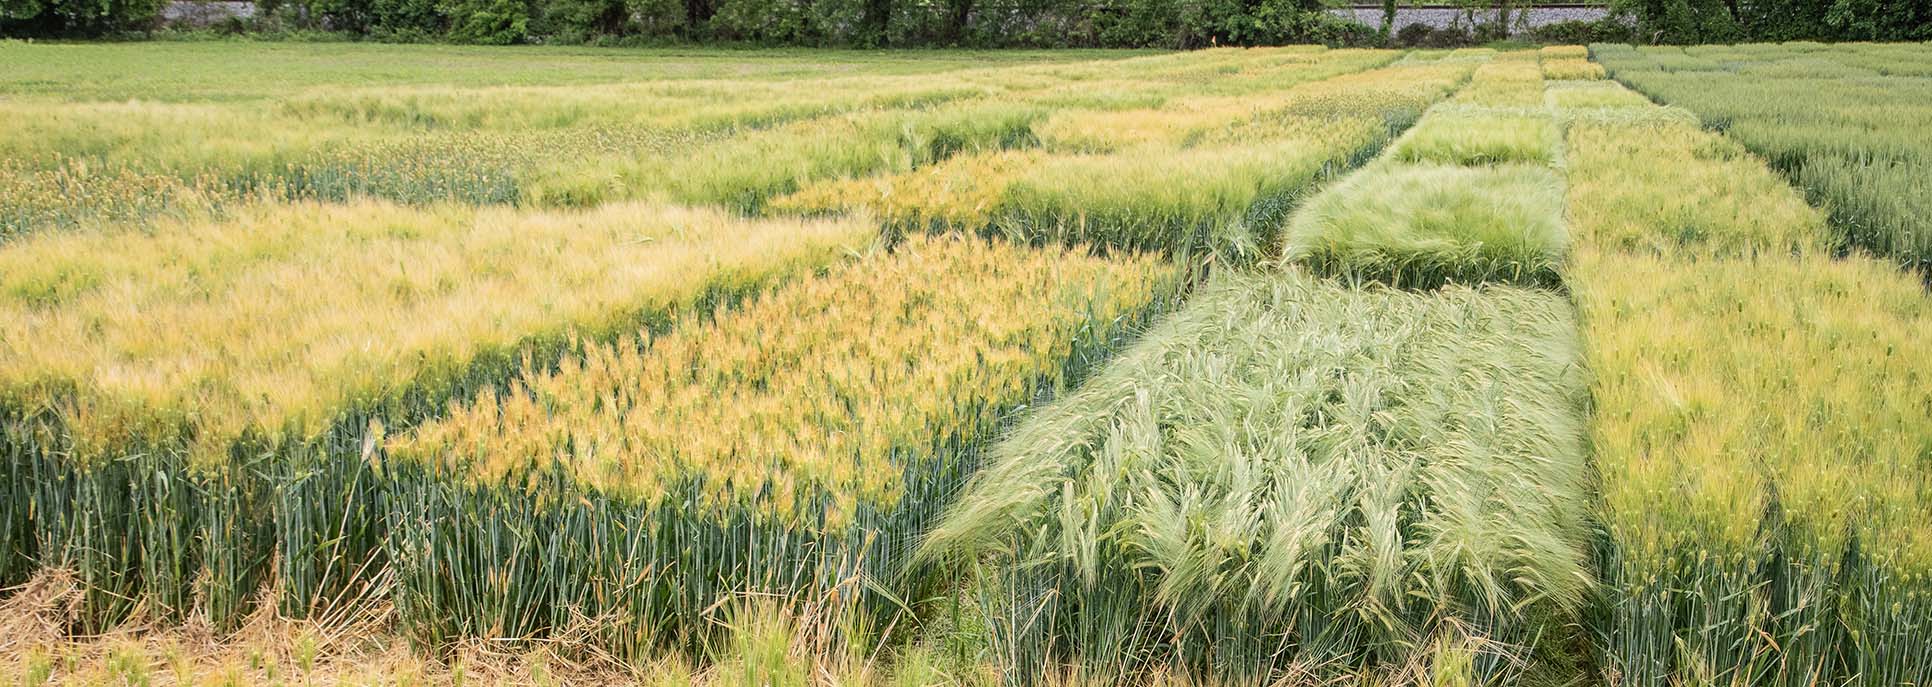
[1596,42,1932,273]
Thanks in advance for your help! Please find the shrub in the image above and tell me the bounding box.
[439,0,530,43]
[0,0,166,35]
[1526,18,1631,44]
[1395,22,1474,49]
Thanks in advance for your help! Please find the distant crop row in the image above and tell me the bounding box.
[1594,42,1932,274]
[771,54,1480,259]
[0,47,1392,244]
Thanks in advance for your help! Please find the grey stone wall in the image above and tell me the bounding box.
[161,1,256,25]
[1330,5,1608,35]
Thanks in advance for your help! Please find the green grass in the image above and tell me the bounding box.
[925,269,1593,684]
[0,42,1129,102]
[1280,162,1569,288]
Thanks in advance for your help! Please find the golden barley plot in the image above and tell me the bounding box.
[0,200,871,627]
[383,234,1183,655]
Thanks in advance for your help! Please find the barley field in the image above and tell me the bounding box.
[0,41,1927,687]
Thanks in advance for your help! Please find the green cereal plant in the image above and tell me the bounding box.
[1596,43,1932,272]
[523,102,1043,213]
[992,132,1381,260]
[0,64,1035,239]
[772,120,1389,262]
[1794,155,1932,275]
[1391,107,1560,166]
[1450,58,1548,108]
[1560,68,1932,687]
[1541,60,1606,81]
[924,269,1594,685]
[770,58,1481,261]
[1281,163,1570,289]
[1560,117,1833,257]
[1542,81,1658,110]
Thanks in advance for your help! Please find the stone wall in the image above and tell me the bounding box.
[1330,4,1609,35]
[162,0,257,25]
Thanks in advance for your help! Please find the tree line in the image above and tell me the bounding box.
[2,0,1927,50]
[1610,0,1929,43]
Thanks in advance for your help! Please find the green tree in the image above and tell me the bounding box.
[1,0,166,35]
[440,0,527,42]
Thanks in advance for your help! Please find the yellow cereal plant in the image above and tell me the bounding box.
[1559,76,1932,687]
[0,199,871,629]
[766,150,1044,232]
[383,233,1184,656]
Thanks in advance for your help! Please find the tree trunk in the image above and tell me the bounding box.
[684,0,712,32]
[946,0,972,44]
